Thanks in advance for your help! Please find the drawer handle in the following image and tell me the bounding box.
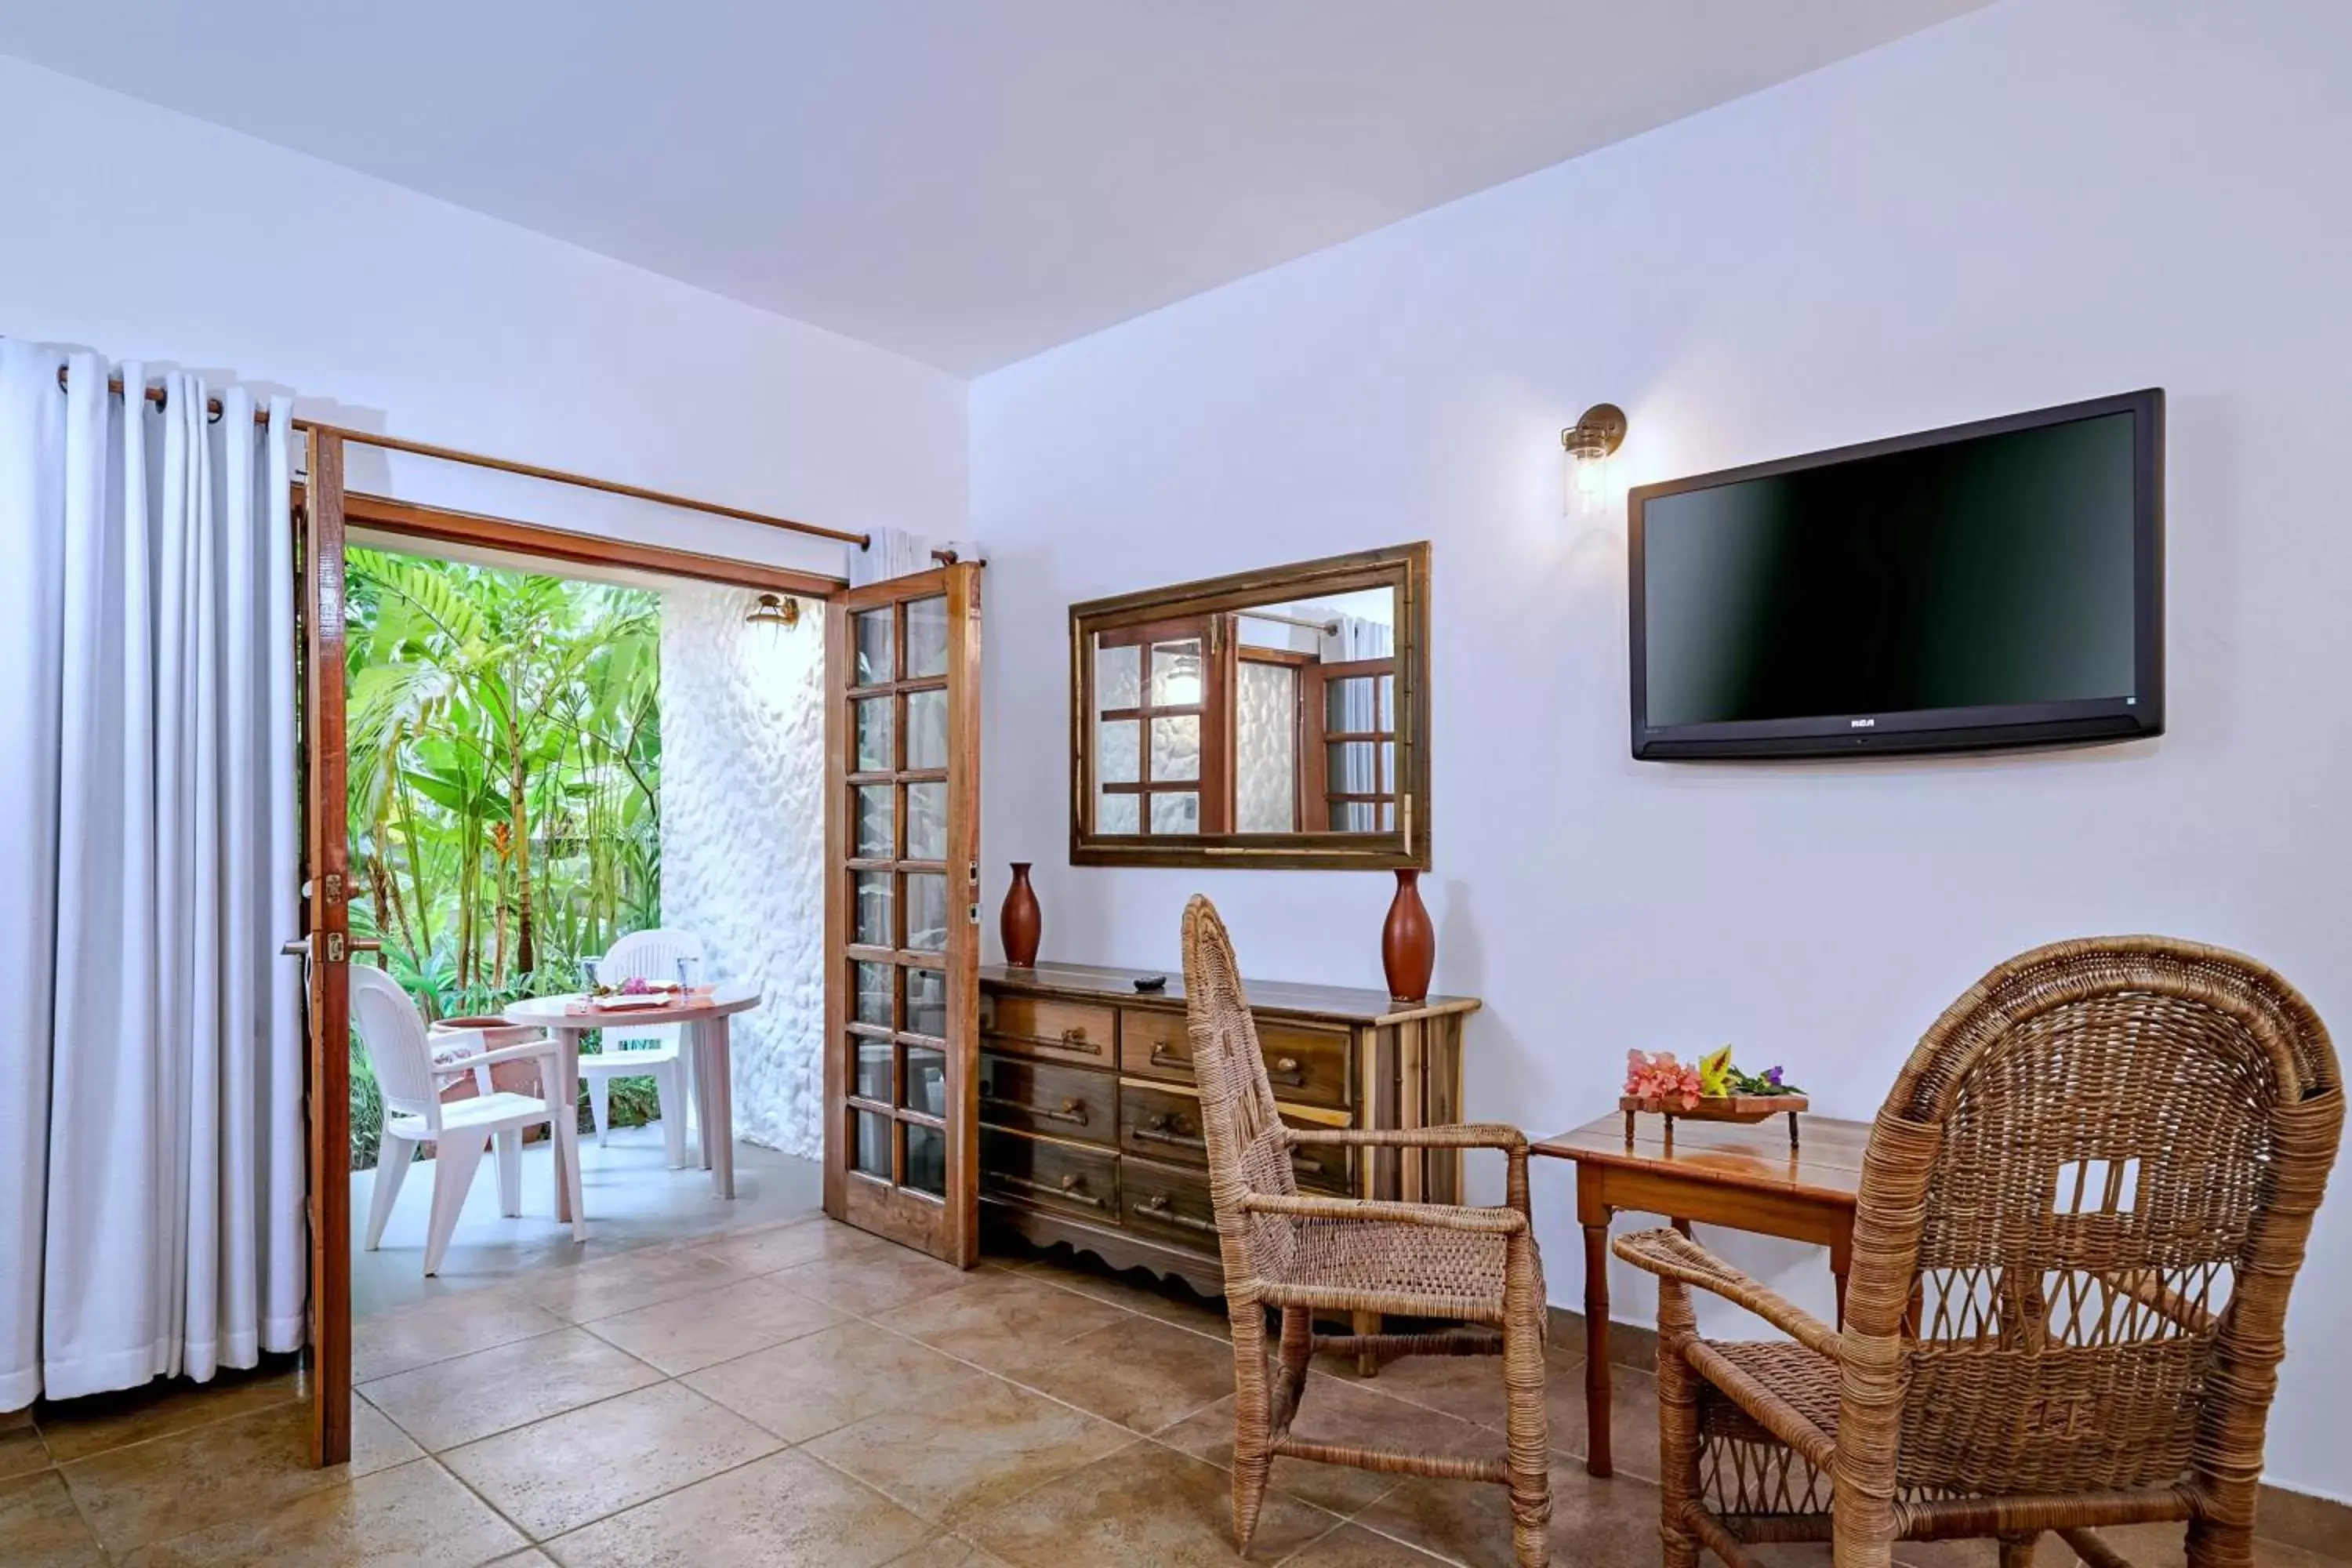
[1267,1054,1305,1085]
[996,1171,1106,1210]
[1148,1044,1187,1069]
[984,1029,1102,1057]
[1134,1113,1207,1152]
[1136,1194,1219,1234]
[981,1091,1090,1128]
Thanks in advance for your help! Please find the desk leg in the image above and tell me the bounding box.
[1582,1216,1613,1479]
[1353,1311,1381,1377]
[706,1014,735,1200]
[692,1022,715,1172]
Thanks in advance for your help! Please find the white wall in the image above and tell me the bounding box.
[971,0,2352,1501]
[660,586,826,1157]
[0,53,966,577]
[0,52,966,1161]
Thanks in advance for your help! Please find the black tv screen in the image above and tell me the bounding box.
[1628,390,2163,759]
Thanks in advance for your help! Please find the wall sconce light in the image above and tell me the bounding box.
[1561,403,1628,517]
[745,592,801,630]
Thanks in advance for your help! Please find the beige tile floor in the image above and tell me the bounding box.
[7,1207,2350,1567]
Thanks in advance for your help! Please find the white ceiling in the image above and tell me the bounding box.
[0,2,1990,375]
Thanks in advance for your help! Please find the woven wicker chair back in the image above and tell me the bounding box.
[1849,937,2343,1501]
[1182,896,1302,1290]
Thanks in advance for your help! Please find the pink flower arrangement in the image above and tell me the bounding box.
[1624,1049,1703,1109]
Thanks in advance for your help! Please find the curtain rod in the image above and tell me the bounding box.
[54,365,870,549]
[1239,608,1340,635]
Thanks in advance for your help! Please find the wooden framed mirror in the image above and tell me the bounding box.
[1069,543,1429,871]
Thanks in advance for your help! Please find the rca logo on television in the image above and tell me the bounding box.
[1849,717,1876,729]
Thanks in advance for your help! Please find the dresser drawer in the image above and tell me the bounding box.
[981,1127,1119,1221]
[1119,1157,1221,1250]
[1116,1007,1193,1080]
[980,991,1116,1068]
[1119,1080,1210,1165]
[978,1051,1116,1146]
[1281,1121,1357,1196]
[1120,1009,1350,1109]
[1119,1081,1356,1195]
[1257,1020,1351,1109]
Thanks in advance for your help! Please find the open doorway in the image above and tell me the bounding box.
[341,523,829,1314]
[292,445,982,1472]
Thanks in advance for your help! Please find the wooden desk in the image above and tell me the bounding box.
[1532,1112,1869,1478]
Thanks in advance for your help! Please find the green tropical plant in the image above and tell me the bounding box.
[344,548,664,1167]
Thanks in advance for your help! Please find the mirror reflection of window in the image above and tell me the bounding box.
[1234,659,1298,832]
[1091,584,1397,839]
[1070,544,1424,869]
[1093,623,1218,836]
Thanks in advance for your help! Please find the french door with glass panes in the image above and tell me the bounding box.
[824,564,984,1264]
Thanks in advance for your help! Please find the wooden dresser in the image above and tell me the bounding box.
[977,961,1480,1297]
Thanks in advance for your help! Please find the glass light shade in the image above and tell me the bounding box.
[1564,441,1610,517]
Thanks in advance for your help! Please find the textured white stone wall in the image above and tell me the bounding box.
[659,586,826,1156]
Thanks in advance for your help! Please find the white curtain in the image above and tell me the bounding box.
[848,525,982,586]
[0,342,305,1409]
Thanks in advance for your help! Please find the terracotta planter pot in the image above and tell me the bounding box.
[1000,862,1042,968]
[1381,868,1435,1005]
[428,1017,547,1101]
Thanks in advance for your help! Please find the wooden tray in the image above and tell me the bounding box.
[1620,1094,1810,1149]
[1618,1094,1809,1123]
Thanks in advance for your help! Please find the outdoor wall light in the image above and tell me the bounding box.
[1561,403,1628,518]
[745,592,801,630]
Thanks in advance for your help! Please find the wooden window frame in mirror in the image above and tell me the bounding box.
[1068,543,1430,872]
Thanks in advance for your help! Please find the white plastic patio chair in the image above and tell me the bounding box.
[585,927,707,1168]
[354,964,586,1276]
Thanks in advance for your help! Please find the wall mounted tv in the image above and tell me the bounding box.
[1628,389,2163,760]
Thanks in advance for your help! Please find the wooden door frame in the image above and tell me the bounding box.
[822,563,985,1267]
[299,475,848,1467]
[301,431,352,1466]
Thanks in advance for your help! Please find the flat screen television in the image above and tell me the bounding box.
[1628,389,2164,760]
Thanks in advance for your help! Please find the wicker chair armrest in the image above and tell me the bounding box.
[1285,1123,1527,1153]
[1613,1227,1841,1359]
[1239,1191,1528,1236]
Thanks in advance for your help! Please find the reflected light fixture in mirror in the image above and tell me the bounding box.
[1562,403,1628,517]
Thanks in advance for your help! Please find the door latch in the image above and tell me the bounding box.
[324,871,343,904]
[325,933,346,963]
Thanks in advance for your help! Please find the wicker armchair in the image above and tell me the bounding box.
[1181,895,1552,1566]
[1613,937,2343,1568]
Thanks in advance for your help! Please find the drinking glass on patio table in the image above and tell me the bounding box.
[677,955,703,992]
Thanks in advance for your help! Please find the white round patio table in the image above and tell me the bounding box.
[501,983,764,1214]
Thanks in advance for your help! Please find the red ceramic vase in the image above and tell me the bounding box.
[1381,867,1434,1004]
[1000,862,1042,968]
